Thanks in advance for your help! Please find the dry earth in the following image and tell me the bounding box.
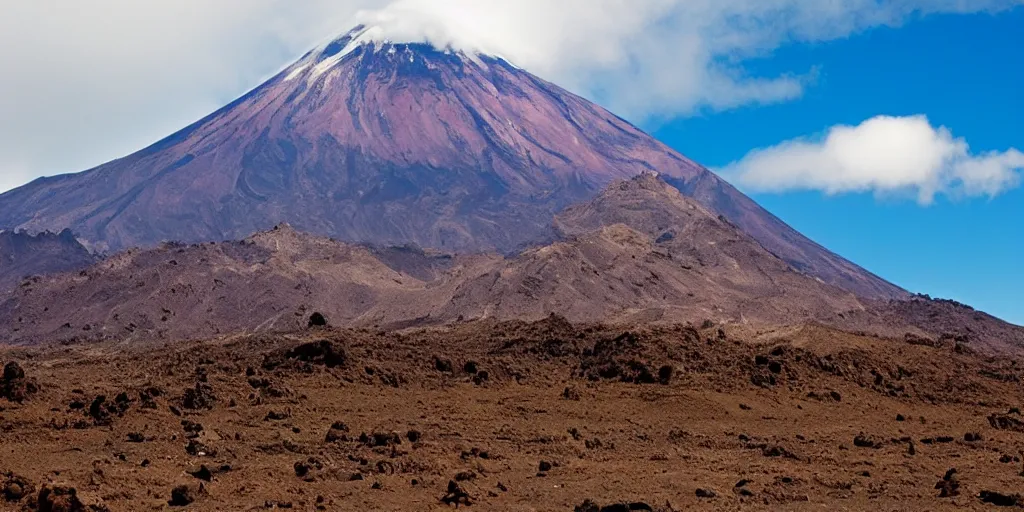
[2,317,1023,511]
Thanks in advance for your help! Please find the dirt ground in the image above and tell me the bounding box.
[1,317,1023,511]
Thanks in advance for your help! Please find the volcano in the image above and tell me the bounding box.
[0,26,901,299]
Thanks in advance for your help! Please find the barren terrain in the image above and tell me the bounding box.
[2,317,1023,511]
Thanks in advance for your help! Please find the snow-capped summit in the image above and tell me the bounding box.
[283,23,516,84]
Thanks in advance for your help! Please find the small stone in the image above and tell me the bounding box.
[979,490,1022,507]
[696,488,718,498]
[187,465,213,482]
[169,483,204,507]
[3,482,25,501]
[308,312,327,327]
[935,468,960,498]
[441,480,473,507]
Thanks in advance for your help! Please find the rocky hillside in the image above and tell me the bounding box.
[0,175,861,345]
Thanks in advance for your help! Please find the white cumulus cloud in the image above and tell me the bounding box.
[722,115,1024,204]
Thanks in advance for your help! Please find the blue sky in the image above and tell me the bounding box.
[655,9,1024,325]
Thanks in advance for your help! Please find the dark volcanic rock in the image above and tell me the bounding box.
[853,433,884,449]
[3,473,34,502]
[181,382,216,410]
[935,468,960,498]
[574,500,656,512]
[325,422,350,443]
[979,490,1022,507]
[988,411,1024,432]
[169,483,205,507]
[1,362,39,402]
[264,340,347,370]
[308,312,328,328]
[37,484,84,512]
[441,480,473,507]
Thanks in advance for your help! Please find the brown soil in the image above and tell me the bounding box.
[1,317,1023,511]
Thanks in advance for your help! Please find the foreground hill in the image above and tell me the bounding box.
[0,27,901,300]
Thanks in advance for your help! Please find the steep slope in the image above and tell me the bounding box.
[0,26,900,299]
[441,174,863,324]
[666,173,901,301]
[0,229,97,292]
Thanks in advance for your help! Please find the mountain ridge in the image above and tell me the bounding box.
[0,175,856,344]
[2,175,1019,353]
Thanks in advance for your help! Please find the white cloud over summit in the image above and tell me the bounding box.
[722,115,1024,204]
[346,0,1022,118]
[0,0,1021,192]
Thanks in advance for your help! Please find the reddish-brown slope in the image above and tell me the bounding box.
[3,318,1024,510]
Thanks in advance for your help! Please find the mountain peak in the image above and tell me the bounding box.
[283,24,514,84]
[617,171,673,193]
[555,173,718,241]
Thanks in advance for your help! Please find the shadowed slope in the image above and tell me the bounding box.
[0,230,96,293]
